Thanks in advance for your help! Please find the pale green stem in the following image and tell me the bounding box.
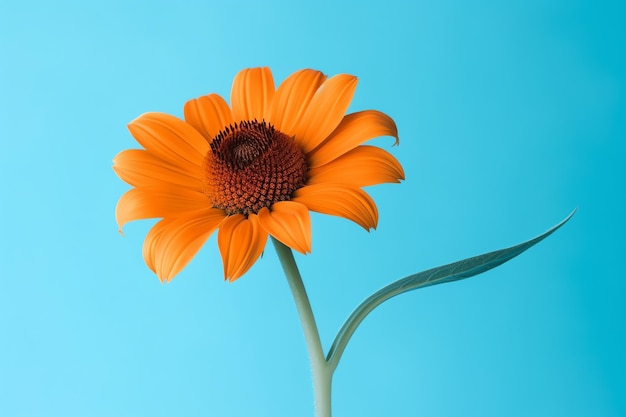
[272,237,332,417]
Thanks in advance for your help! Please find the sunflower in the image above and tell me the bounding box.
[114,67,404,282]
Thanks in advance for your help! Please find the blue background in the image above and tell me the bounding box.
[1,0,624,416]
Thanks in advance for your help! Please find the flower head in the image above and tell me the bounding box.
[114,67,404,282]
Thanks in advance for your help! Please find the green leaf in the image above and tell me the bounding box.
[326,210,576,372]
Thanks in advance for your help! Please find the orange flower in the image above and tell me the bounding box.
[114,67,404,282]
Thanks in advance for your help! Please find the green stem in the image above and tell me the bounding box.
[272,237,332,417]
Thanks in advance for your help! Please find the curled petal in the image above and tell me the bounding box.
[116,186,209,233]
[142,208,226,282]
[230,67,275,122]
[307,146,404,187]
[292,74,358,153]
[128,112,209,169]
[184,93,234,141]
[113,149,203,191]
[293,184,378,231]
[217,214,268,282]
[308,110,399,168]
[257,202,312,254]
[269,69,327,136]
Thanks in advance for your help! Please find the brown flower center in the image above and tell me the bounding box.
[203,120,308,215]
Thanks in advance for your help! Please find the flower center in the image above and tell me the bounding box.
[203,120,308,215]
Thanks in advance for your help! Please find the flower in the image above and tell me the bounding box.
[114,67,404,282]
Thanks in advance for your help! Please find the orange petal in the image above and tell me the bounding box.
[269,69,327,136]
[113,149,203,191]
[230,67,275,122]
[217,214,268,282]
[307,145,405,187]
[116,186,209,233]
[257,201,312,254]
[142,217,167,274]
[183,93,234,141]
[291,74,358,153]
[292,184,378,230]
[307,110,399,168]
[128,112,209,169]
[142,208,226,282]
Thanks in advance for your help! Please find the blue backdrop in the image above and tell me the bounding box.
[1,1,624,416]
